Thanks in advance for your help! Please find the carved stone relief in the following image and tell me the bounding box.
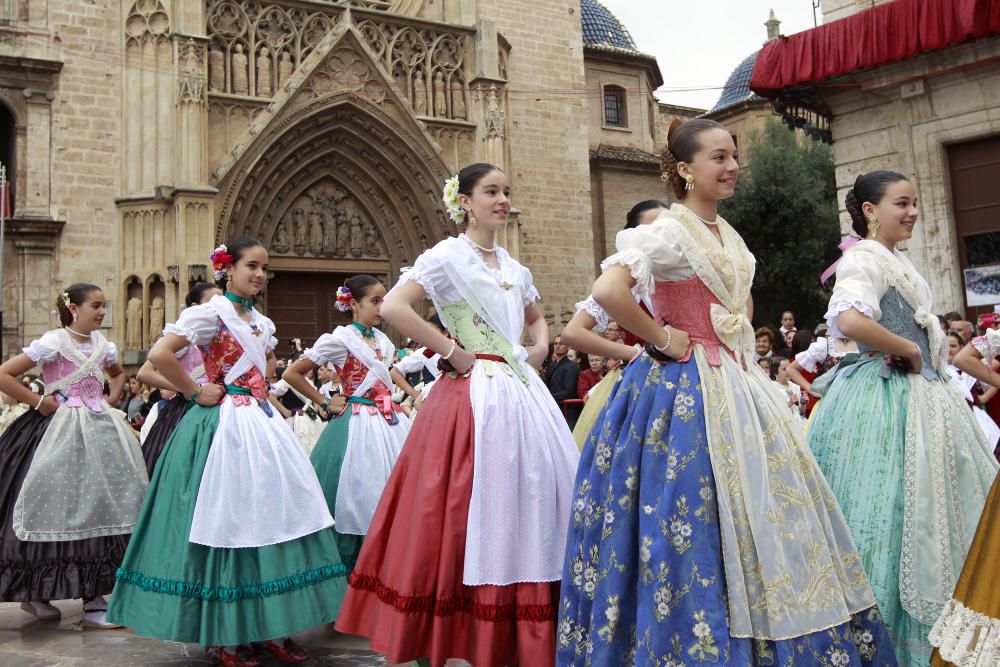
[299,49,386,105]
[148,296,165,347]
[269,179,387,260]
[177,38,206,105]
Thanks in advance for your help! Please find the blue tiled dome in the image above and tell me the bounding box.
[711,50,760,113]
[581,0,640,53]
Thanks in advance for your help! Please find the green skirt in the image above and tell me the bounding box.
[310,413,364,570]
[807,360,929,665]
[106,404,347,646]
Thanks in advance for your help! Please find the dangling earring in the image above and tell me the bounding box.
[468,213,478,226]
[72,311,78,322]
[867,215,880,239]
[684,174,695,191]
[226,275,233,291]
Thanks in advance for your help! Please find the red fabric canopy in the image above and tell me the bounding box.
[751,0,1000,97]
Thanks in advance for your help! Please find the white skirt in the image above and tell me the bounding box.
[335,408,411,535]
[188,398,334,548]
[14,404,148,541]
[464,361,580,586]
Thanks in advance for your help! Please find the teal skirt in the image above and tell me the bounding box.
[808,360,927,665]
[310,413,364,570]
[106,404,347,646]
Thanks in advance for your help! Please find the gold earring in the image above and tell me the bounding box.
[867,215,880,239]
[468,213,478,226]
[226,275,233,291]
[684,174,695,191]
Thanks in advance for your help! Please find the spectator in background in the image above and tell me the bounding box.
[546,335,581,427]
[604,321,623,343]
[577,354,607,402]
[943,311,963,330]
[951,319,974,344]
[122,376,145,423]
[758,357,774,377]
[779,311,796,339]
[753,327,775,363]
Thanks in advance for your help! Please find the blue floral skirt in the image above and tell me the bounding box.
[558,354,898,666]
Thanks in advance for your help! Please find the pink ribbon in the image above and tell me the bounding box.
[820,235,862,285]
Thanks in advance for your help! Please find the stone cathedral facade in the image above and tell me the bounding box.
[0,0,692,361]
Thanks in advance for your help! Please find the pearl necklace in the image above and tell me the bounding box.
[687,209,719,226]
[468,239,497,253]
[66,327,92,339]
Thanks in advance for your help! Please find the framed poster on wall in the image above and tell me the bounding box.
[963,264,1000,307]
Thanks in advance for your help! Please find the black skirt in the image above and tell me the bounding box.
[0,409,128,601]
[141,395,190,476]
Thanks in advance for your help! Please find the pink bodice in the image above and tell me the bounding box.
[179,345,208,386]
[337,352,399,420]
[649,276,730,366]
[41,355,107,412]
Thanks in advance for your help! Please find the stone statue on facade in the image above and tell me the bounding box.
[292,207,307,255]
[308,205,324,254]
[148,296,165,348]
[349,215,363,258]
[433,71,447,117]
[277,50,293,89]
[209,43,225,92]
[364,220,380,257]
[125,297,143,350]
[272,221,290,254]
[413,73,427,115]
[336,210,350,256]
[256,46,272,97]
[322,211,337,257]
[232,43,249,95]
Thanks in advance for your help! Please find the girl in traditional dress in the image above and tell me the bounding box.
[929,329,1000,665]
[564,200,666,452]
[559,120,897,666]
[137,282,220,475]
[0,283,148,628]
[106,238,346,667]
[806,171,998,665]
[943,331,1000,450]
[334,163,580,667]
[282,273,418,570]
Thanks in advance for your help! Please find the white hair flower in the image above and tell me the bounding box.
[441,175,466,225]
[61,291,71,308]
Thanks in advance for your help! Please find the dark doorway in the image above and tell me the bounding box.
[265,270,389,356]
[0,103,14,216]
[948,135,1000,322]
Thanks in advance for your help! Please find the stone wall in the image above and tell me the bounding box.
[477,0,594,328]
[590,163,669,268]
[0,0,124,358]
[825,35,1000,312]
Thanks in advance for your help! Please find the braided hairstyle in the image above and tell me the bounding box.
[844,171,909,237]
[661,119,727,199]
[54,283,101,326]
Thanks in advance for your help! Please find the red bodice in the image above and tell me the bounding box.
[648,276,730,366]
[200,320,268,405]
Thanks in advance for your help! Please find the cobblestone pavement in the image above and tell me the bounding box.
[0,600,407,666]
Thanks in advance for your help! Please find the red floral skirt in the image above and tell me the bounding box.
[334,374,558,667]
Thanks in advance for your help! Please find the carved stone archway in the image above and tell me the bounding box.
[214,92,453,275]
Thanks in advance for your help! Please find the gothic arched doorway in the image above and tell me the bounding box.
[214,92,453,347]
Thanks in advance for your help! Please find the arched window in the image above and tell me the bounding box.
[603,85,627,128]
[0,102,14,216]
